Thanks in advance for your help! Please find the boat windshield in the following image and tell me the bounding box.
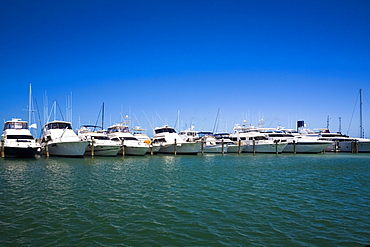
[47,122,72,130]
[4,122,28,130]
[108,126,129,133]
[154,128,176,134]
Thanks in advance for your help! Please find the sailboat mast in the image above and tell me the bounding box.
[28,83,32,124]
[102,102,105,130]
[360,89,363,138]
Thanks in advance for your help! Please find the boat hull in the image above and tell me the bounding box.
[326,140,370,153]
[158,142,201,154]
[3,146,38,158]
[202,144,227,153]
[226,144,244,153]
[242,142,287,153]
[85,145,121,156]
[283,142,333,153]
[119,146,149,156]
[45,141,89,157]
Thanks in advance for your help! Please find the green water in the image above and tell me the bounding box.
[1,153,369,246]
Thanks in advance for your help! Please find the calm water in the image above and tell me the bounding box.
[1,153,369,246]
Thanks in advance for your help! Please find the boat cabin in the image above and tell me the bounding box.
[45,122,72,130]
[3,119,28,130]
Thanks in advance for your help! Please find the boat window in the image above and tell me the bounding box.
[118,137,138,141]
[4,122,28,130]
[93,136,110,140]
[47,123,72,129]
[6,135,34,140]
[152,138,166,143]
[253,136,268,140]
[155,128,176,134]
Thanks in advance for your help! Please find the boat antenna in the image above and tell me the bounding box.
[326,115,330,130]
[338,117,342,133]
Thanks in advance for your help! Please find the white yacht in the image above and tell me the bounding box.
[214,133,244,153]
[179,127,201,143]
[1,118,40,158]
[107,124,149,156]
[303,128,370,153]
[40,120,89,157]
[230,124,287,153]
[260,128,333,153]
[199,132,228,153]
[77,125,121,156]
[152,125,201,154]
[131,126,160,153]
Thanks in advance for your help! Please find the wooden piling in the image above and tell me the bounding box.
[1,136,5,158]
[91,137,95,156]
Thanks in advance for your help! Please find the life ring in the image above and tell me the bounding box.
[144,140,151,145]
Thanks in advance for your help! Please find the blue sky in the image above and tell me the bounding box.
[1,0,369,137]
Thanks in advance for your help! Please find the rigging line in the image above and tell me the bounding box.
[33,97,43,138]
[346,91,359,135]
[142,110,154,130]
[94,103,103,131]
[56,101,65,121]
[155,111,164,125]
[212,108,220,134]
[132,113,141,127]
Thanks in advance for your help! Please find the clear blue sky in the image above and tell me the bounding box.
[1,0,369,137]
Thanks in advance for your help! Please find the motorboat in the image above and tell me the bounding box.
[40,120,89,157]
[260,128,333,153]
[214,133,244,153]
[107,124,149,156]
[1,118,40,158]
[131,126,160,153]
[179,127,201,143]
[152,125,201,154]
[77,125,121,156]
[197,132,226,153]
[230,124,287,153]
[304,128,370,153]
